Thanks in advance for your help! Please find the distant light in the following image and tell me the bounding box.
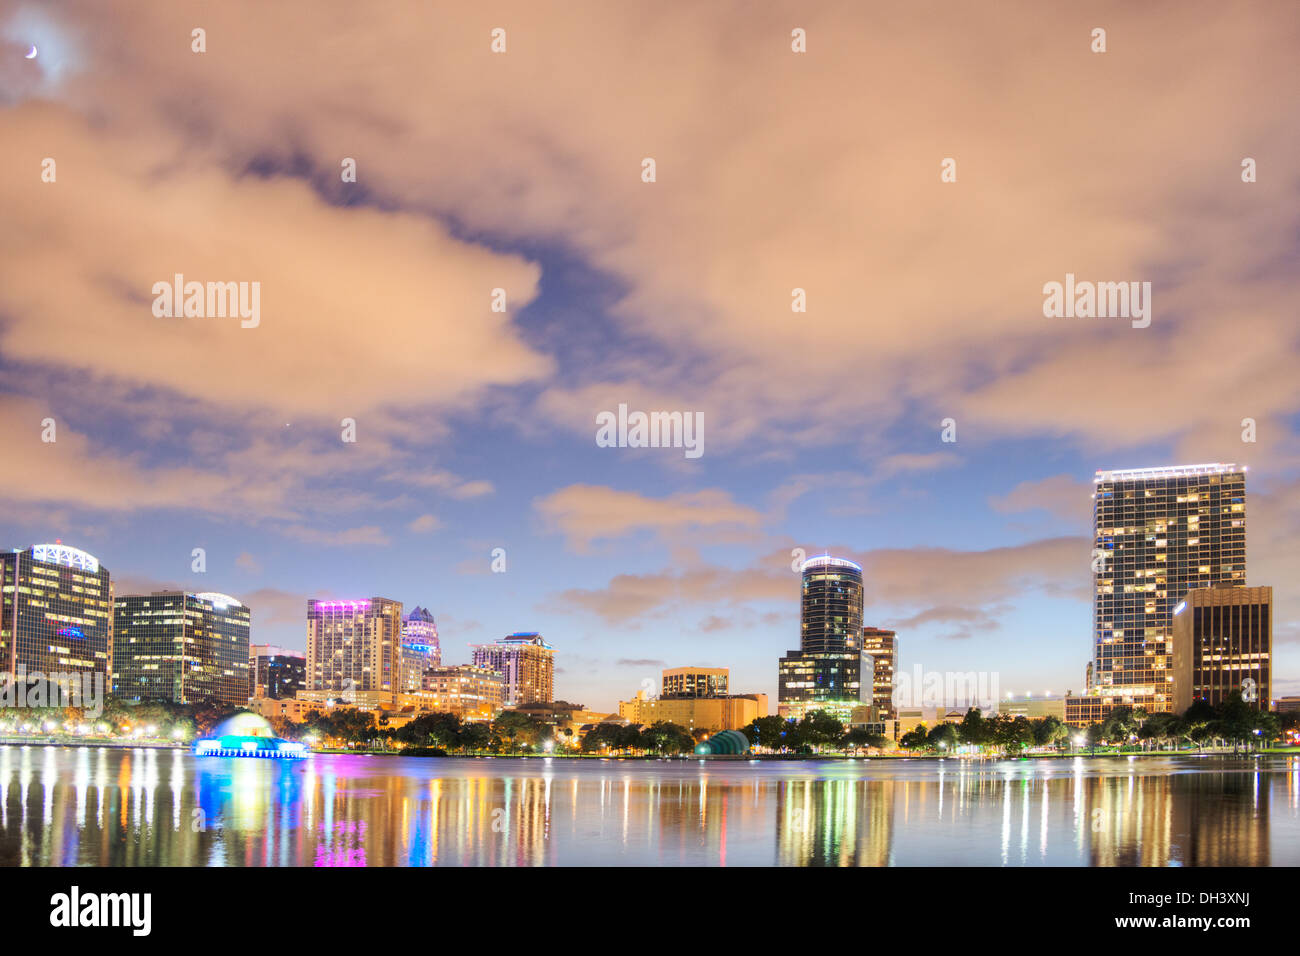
[1173,601,1187,615]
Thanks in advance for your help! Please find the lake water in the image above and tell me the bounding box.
[1,746,1296,866]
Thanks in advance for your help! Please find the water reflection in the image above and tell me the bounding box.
[0,747,1295,866]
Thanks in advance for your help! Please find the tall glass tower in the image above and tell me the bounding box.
[1,543,113,684]
[1070,463,1246,722]
[306,598,403,694]
[114,591,251,705]
[800,556,864,654]
[399,606,441,692]
[778,556,867,720]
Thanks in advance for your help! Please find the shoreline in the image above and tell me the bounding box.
[2,739,1293,760]
[0,737,186,751]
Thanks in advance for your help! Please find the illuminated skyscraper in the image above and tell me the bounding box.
[471,633,554,707]
[0,543,112,683]
[800,556,864,654]
[1067,463,1247,724]
[399,605,440,692]
[306,598,403,694]
[778,556,868,721]
[114,591,251,706]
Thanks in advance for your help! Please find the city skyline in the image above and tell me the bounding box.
[2,1,1298,715]
[3,453,1288,715]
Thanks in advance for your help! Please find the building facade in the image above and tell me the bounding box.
[113,590,252,712]
[999,696,1067,721]
[399,606,441,692]
[508,701,617,745]
[0,543,113,684]
[618,691,768,733]
[1067,463,1247,725]
[861,627,898,719]
[114,591,251,706]
[1171,585,1271,712]
[470,633,554,707]
[249,644,306,700]
[306,598,403,694]
[848,705,898,743]
[778,556,868,720]
[420,664,506,720]
[250,694,319,724]
[661,666,728,698]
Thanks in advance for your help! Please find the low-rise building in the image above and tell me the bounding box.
[848,704,897,742]
[508,701,617,745]
[896,707,965,737]
[618,690,767,733]
[251,695,320,723]
[998,696,1066,721]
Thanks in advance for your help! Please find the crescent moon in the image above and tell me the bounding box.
[25,45,37,59]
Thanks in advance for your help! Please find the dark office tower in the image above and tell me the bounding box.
[0,543,112,682]
[1068,464,1246,724]
[113,591,251,706]
[862,627,898,719]
[249,644,307,699]
[1172,586,1271,712]
[778,556,868,721]
[306,598,403,694]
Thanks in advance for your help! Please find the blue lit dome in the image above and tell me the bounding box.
[195,712,307,759]
[695,730,750,756]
